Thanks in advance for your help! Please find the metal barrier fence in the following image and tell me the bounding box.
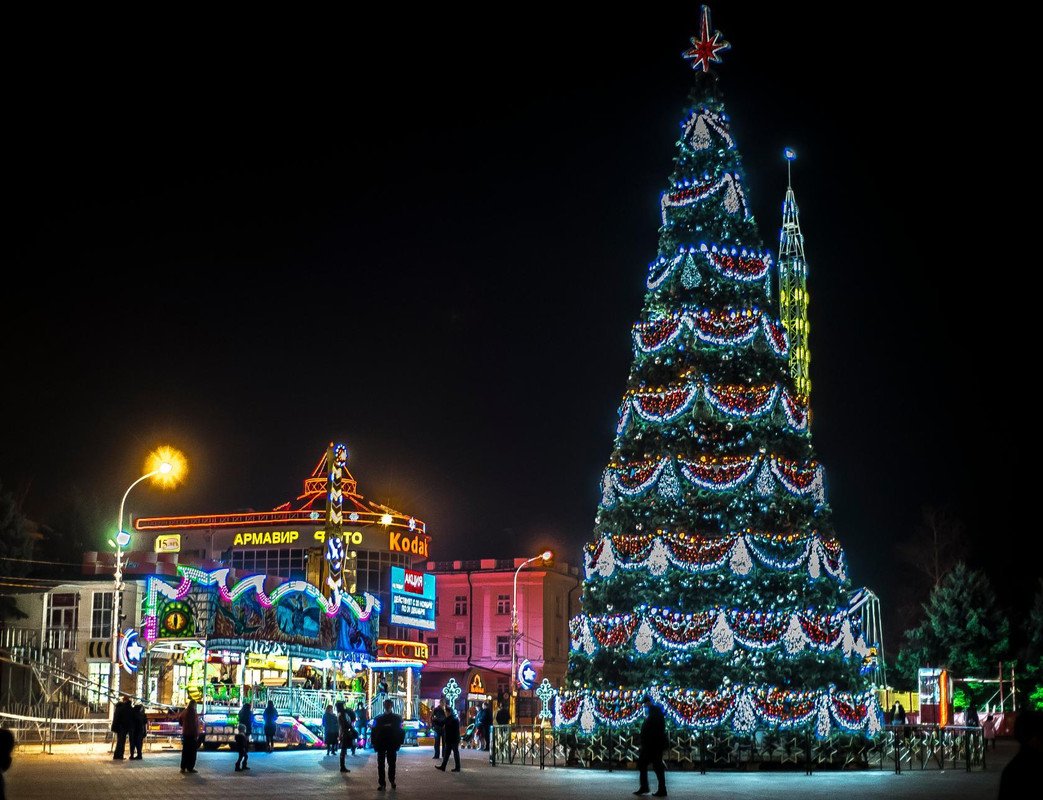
[489,724,986,773]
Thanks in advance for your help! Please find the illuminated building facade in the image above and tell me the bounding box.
[77,447,432,734]
[419,558,580,723]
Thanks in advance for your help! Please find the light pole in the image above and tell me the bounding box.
[109,447,186,721]
[510,549,552,724]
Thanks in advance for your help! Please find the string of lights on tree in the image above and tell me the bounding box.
[631,308,789,357]
[599,453,825,505]
[616,379,808,433]
[647,244,773,290]
[556,684,882,738]
[583,530,847,582]
[568,604,869,659]
[561,5,878,738]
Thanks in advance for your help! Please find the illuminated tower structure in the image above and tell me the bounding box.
[778,151,811,399]
[558,6,880,742]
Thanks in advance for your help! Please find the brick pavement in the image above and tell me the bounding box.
[6,739,1010,800]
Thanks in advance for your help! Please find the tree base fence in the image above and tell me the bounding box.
[490,723,985,773]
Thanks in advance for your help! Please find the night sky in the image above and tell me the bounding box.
[3,5,1027,648]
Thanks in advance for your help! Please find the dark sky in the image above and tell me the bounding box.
[2,5,1028,646]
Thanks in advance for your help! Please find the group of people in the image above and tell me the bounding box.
[111,696,148,760]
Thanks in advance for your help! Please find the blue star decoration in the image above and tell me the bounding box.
[521,663,537,687]
[683,5,731,72]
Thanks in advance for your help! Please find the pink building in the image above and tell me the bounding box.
[418,557,580,723]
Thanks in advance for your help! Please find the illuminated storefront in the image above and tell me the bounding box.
[82,445,434,739]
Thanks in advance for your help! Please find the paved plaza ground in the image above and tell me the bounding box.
[6,739,1012,799]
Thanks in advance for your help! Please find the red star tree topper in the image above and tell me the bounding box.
[683,5,731,72]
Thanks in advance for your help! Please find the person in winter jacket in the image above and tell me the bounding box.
[634,694,667,797]
[435,704,462,773]
[112,695,133,759]
[430,698,448,759]
[337,701,357,771]
[179,699,201,774]
[323,704,340,755]
[130,703,148,759]
[263,700,278,752]
[370,699,405,790]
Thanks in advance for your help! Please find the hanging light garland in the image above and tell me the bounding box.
[660,172,749,222]
[647,243,772,290]
[557,684,882,737]
[615,380,807,433]
[633,308,789,358]
[569,604,867,659]
[586,530,847,583]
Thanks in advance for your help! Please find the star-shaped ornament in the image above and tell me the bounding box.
[683,5,731,72]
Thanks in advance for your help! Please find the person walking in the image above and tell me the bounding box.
[238,701,254,748]
[355,701,369,749]
[263,700,279,752]
[323,704,340,756]
[234,724,251,772]
[130,703,147,759]
[435,703,461,773]
[337,701,356,772]
[179,699,201,774]
[370,698,405,790]
[430,698,447,760]
[634,694,667,797]
[111,695,132,759]
[477,701,492,750]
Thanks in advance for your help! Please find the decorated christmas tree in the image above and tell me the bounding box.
[559,7,881,738]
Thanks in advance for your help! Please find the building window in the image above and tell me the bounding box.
[496,635,511,657]
[435,595,440,618]
[91,592,113,639]
[87,662,111,708]
[454,595,468,616]
[453,637,467,657]
[427,637,439,658]
[48,593,78,630]
[229,548,306,578]
[496,594,511,615]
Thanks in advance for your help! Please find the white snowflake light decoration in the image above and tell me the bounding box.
[783,613,807,655]
[646,538,670,576]
[711,611,734,653]
[635,618,654,654]
[729,536,753,576]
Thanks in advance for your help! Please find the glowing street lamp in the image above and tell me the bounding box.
[109,446,186,720]
[510,549,553,723]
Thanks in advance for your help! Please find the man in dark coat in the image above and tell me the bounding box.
[495,703,510,726]
[111,695,133,759]
[634,694,667,797]
[435,704,462,772]
[430,698,447,759]
[338,701,357,771]
[476,701,493,750]
[370,699,405,790]
[130,703,147,759]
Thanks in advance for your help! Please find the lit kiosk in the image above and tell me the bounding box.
[112,443,433,748]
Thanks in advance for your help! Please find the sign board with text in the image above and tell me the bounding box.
[389,566,436,631]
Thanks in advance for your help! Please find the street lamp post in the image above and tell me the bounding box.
[510,550,552,724]
[109,448,185,721]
